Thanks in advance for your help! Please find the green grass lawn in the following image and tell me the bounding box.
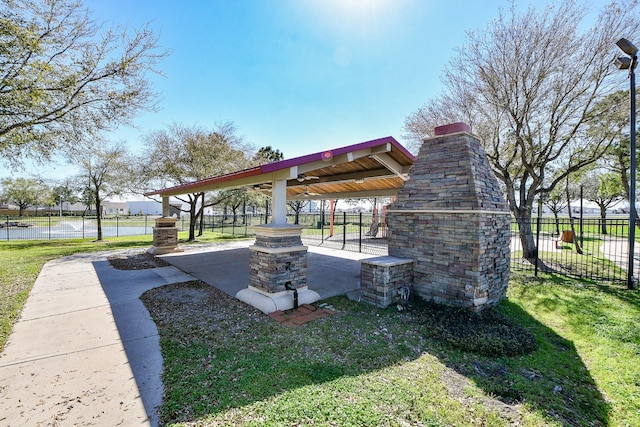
[1,235,639,426]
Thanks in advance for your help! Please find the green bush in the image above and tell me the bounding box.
[412,300,537,357]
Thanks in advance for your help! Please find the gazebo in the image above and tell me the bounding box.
[144,136,415,312]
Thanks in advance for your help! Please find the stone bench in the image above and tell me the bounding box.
[360,256,414,308]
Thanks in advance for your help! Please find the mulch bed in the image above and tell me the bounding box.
[107,252,171,270]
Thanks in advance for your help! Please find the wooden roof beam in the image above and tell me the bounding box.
[370,153,411,181]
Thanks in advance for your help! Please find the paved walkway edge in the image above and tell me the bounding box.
[0,251,188,427]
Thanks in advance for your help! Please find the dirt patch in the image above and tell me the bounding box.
[108,252,171,270]
[441,367,523,422]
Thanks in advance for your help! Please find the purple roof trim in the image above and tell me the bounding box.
[260,136,415,174]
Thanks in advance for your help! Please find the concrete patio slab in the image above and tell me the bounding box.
[0,241,375,427]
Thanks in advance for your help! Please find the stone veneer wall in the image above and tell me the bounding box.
[387,124,511,311]
[249,226,307,294]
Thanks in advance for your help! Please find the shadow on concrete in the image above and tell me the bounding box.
[93,258,196,427]
[158,245,363,300]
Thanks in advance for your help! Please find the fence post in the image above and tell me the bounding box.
[321,211,325,242]
[580,185,584,248]
[48,215,51,240]
[5,216,9,241]
[535,215,541,277]
[145,215,148,235]
[82,216,85,239]
[342,212,346,250]
[116,215,119,238]
[359,212,362,253]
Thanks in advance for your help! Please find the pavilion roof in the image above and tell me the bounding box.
[144,136,415,200]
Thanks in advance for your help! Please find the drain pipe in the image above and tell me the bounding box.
[285,282,299,309]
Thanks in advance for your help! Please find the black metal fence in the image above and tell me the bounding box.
[3,213,635,284]
[295,212,388,256]
[189,212,388,256]
[511,216,635,284]
[0,215,155,240]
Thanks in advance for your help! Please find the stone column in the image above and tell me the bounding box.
[387,122,511,311]
[147,216,181,255]
[236,224,320,313]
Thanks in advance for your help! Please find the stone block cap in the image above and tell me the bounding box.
[434,122,471,136]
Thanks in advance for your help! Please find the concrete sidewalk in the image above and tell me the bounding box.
[0,242,370,426]
[0,250,194,427]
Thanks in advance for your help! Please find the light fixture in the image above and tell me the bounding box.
[297,174,319,182]
[614,37,638,290]
[617,37,639,56]
[614,56,631,70]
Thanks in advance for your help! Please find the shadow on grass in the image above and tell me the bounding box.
[430,299,609,426]
[140,278,611,426]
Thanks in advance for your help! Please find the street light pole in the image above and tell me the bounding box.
[615,37,638,290]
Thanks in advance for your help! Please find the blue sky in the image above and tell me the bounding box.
[15,0,613,179]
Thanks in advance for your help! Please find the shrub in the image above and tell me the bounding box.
[412,300,537,357]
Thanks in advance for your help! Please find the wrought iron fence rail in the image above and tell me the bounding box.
[511,217,633,284]
[0,215,154,240]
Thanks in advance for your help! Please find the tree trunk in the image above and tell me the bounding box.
[187,196,198,241]
[515,209,538,261]
[553,211,561,236]
[197,195,205,237]
[600,205,608,235]
[565,182,583,254]
[95,193,103,241]
[620,163,639,221]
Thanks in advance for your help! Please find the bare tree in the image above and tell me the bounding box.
[139,123,253,241]
[0,0,167,164]
[582,171,625,234]
[404,0,639,261]
[541,187,567,236]
[287,200,309,224]
[71,141,130,240]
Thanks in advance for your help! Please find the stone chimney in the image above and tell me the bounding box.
[387,123,511,311]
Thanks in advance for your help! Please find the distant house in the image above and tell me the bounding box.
[126,200,181,216]
[102,201,126,216]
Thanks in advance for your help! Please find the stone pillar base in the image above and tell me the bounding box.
[148,217,182,255]
[242,224,310,313]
